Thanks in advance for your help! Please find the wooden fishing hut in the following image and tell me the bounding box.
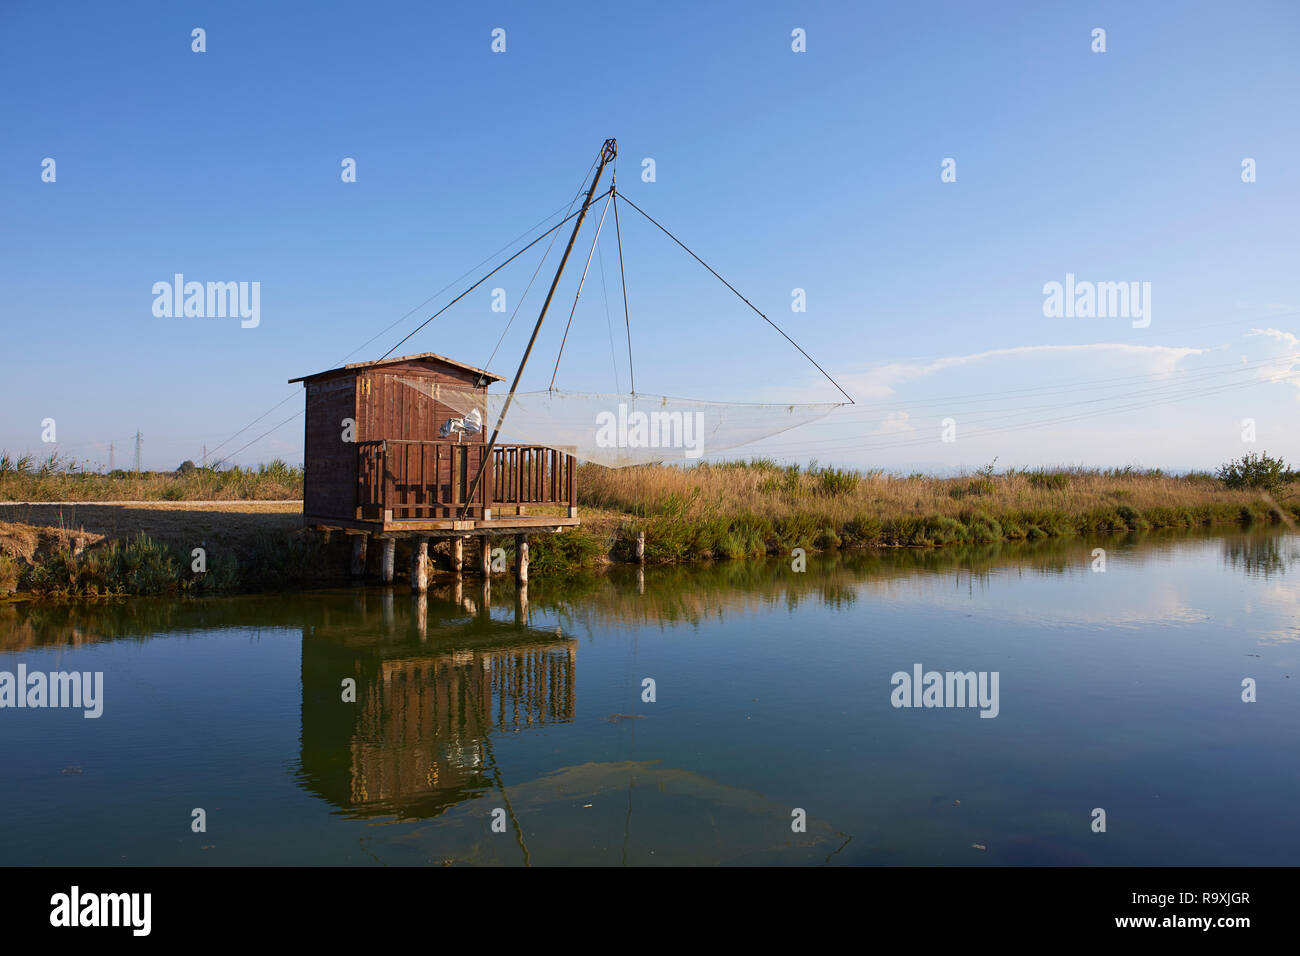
[290,352,579,591]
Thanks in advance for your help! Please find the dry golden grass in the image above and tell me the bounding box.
[0,501,303,556]
[0,455,301,502]
[569,461,1300,560]
[579,461,1292,524]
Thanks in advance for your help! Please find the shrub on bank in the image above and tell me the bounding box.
[528,528,607,575]
[1217,452,1289,492]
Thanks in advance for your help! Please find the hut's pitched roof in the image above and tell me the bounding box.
[289,351,504,385]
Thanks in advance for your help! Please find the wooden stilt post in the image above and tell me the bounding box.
[381,538,396,583]
[515,533,529,585]
[451,536,464,574]
[516,582,529,627]
[411,536,429,593]
[350,534,368,576]
[480,536,493,576]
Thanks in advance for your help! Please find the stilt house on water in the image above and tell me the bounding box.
[288,138,852,591]
[290,351,579,590]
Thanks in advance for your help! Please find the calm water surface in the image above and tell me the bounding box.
[2,529,1298,865]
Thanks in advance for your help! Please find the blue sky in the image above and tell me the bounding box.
[2,0,1297,472]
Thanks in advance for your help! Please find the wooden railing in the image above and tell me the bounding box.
[356,440,577,521]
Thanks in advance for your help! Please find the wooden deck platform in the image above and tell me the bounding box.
[302,437,581,594]
[305,513,580,537]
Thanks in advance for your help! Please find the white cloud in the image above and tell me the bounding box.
[839,343,1207,400]
[1246,328,1300,397]
[871,411,913,436]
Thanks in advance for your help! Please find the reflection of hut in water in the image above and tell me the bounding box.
[297,602,576,820]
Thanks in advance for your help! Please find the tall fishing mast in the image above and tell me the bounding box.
[463,138,618,516]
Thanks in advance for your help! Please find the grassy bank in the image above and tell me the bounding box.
[564,458,1300,565]
[2,456,1297,597]
[0,452,302,501]
[1,528,341,597]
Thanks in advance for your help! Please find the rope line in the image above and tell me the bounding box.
[203,197,585,466]
[597,232,621,393]
[379,195,609,362]
[550,190,614,389]
[483,155,602,372]
[612,187,635,396]
[616,192,855,405]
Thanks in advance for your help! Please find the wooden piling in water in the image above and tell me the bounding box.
[515,533,529,585]
[516,582,529,626]
[451,536,464,574]
[381,538,395,583]
[350,534,368,576]
[411,536,429,593]
[480,535,493,576]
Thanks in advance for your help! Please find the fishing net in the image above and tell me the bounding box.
[397,378,841,467]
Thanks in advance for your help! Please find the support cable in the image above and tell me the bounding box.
[483,154,602,371]
[617,193,855,405]
[550,190,614,389]
[380,195,609,362]
[204,198,584,466]
[217,203,609,466]
[597,233,621,393]
[612,184,635,395]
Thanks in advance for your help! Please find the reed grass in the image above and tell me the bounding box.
[574,460,1300,564]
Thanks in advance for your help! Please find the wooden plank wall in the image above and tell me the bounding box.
[360,363,487,446]
[359,364,486,518]
[304,375,358,519]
